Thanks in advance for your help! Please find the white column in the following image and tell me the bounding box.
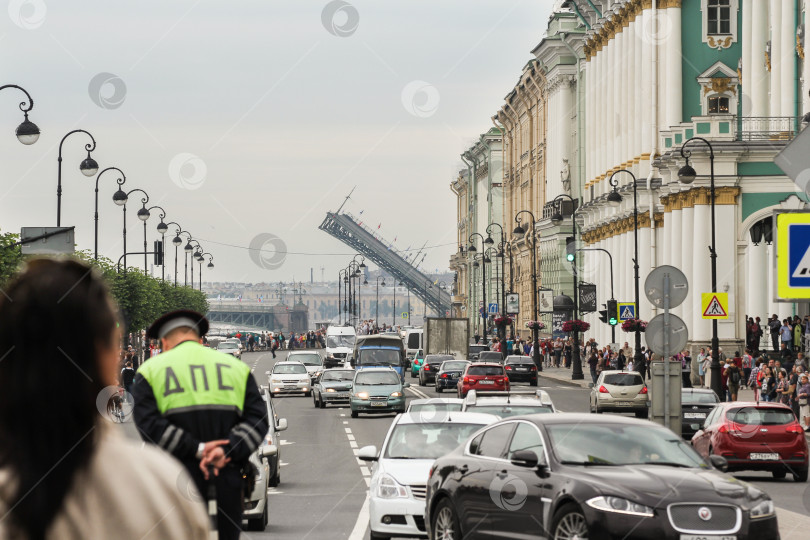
[742,0,753,115]
[681,203,695,332]
[768,0,782,116]
[766,243,781,321]
[640,10,652,156]
[666,6,683,127]
[617,29,627,165]
[780,1,795,117]
[750,0,769,116]
[670,204,683,319]
[657,12,668,132]
[637,222,652,323]
[606,43,615,173]
[586,62,593,183]
[693,203,711,341]
[662,210,672,268]
[747,241,768,321]
[633,17,643,161]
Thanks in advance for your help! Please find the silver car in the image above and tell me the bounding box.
[266,361,311,396]
[590,370,649,417]
[217,340,241,358]
[287,351,324,382]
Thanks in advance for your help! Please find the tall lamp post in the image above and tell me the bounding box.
[678,137,720,397]
[196,252,213,291]
[371,276,385,325]
[468,232,488,340]
[607,169,642,370]
[94,167,126,260]
[0,84,40,145]
[57,129,99,226]
[114,188,148,272]
[550,195,584,380]
[189,240,203,287]
[513,210,541,370]
[485,223,507,316]
[338,269,347,324]
[145,205,166,276]
[167,223,182,286]
[177,231,193,286]
[151,208,169,281]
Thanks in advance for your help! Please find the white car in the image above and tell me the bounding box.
[266,361,311,396]
[358,412,499,539]
[589,370,649,417]
[217,340,241,358]
[287,351,324,382]
[405,398,463,414]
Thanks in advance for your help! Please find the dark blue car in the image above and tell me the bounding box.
[435,360,470,393]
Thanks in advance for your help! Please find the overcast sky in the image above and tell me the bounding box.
[0,0,553,283]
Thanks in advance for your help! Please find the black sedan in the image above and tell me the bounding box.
[426,414,778,540]
[681,388,720,440]
[504,355,538,385]
[419,354,454,386]
[468,344,488,360]
[312,368,354,408]
[435,360,470,393]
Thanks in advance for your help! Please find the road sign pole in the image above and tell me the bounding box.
[663,273,671,431]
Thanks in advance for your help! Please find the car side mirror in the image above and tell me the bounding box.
[510,449,538,468]
[276,418,288,432]
[357,445,378,462]
[265,371,271,375]
[260,444,278,458]
[709,454,728,472]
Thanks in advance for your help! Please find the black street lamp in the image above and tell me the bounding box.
[177,231,193,286]
[145,205,166,277]
[550,195,584,380]
[189,240,202,287]
[486,223,507,317]
[197,252,212,291]
[0,84,40,145]
[374,276,385,324]
[338,269,346,324]
[513,210,542,371]
[151,208,169,281]
[115,188,148,272]
[469,232,488,340]
[678,136,720,398]
[608,169,643,371]
[166,222,182,286]
[94,167,126,260]
[57,129,99,226]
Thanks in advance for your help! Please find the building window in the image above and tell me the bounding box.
[708,96,729,114]
[707,0,730,35]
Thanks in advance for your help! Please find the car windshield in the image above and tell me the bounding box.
[469,345,488,353]
[358,349,400,367]
[426,356,453,365]
[384,423,485,459]
[478,352,502,360]
[291,354,322,366]
[408,402,463,413]
[547,423,706,468]
[321,370,355,382]
[218,342,238,349]
[273,364,307,375]
[603,373,644,386]
[327,335,356,348]
[355,371,400,385]
[505,357,531,364]
[468,366,504,376]
[682,392,720,405]
[727,407,795,426]
[467,405,553,417]
[440,361,468,371]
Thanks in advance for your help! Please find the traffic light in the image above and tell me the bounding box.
[565,236,576,262]
[598,305,608,324]
[153,240,164,266]
[606,299,618,326]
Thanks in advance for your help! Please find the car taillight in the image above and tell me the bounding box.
[598,385,609,393]
[787,425,804,435]
[640,386,648,394]
[424,365,431,371]
[495,377,505,384]
[463,377,472,383]
[530,365,537,371]
[441,374,448,378]
[504,366,512,370]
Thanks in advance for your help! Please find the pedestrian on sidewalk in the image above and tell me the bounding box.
[797,374,810,430]
[748,359,762,401]
[761,366,776,401]
[588,351,598,384]
[742,349,752,389]
[682,350,692,388]
[776,369,791,406]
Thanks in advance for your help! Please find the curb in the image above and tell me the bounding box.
[538,372,590,389]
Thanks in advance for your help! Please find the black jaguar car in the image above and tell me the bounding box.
[425,414,778,540]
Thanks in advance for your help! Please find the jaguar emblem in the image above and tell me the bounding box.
[698,507,712,521]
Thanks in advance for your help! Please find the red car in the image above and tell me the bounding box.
[691,401,808,482]
[456,362,509,398]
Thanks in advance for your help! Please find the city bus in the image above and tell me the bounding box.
[351,334,407,382]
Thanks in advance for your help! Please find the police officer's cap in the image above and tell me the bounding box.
[146,309,210,340]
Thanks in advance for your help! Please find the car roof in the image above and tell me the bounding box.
[681,388,717,394]
[322,367,355,372]
[408,398,463,406]
[717,401,793,410]
[288,350,320,355]
[519,412,653,426]
[465,389,554,408]
[394,411,499,425]
[274,360,305,365]
[426,354,455,359]
[354,366,397,373]
[504,356,532,362]
[468,362,503,367]
[600,370,643,375]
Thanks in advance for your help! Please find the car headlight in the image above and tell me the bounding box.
[354,392,369,399]
[389,391,402,398]
[749,499,774,519]
[374,473,408,499]
[326,388,337,393]
[313,371,321,377]
[587,496,654,517]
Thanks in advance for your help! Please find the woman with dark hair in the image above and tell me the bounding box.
[0,259,207,539]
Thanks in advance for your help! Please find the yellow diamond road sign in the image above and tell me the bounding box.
[701,293,728,319]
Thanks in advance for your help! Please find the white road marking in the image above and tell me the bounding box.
[343,421,349,425]
[347,434,355,441]
[344,427,352,434]
[340,413,346,417]
[359,466,370,476]
[349,440,358,448]
[280,440,294,446]
[347,495,370,540]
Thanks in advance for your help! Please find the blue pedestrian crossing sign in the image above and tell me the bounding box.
[617,302,636,322]
[776,211,810,300]
[488,303,498,314]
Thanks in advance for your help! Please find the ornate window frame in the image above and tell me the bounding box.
[697,61,739,116]
[701,0,739,50]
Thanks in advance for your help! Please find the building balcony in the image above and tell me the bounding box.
[660,116,800,151]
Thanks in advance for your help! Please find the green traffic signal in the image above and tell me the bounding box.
[606,299,618,325]
[609,316,618,326]
[565,236,575,262]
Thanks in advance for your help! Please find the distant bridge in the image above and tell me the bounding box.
[207,301,308,332]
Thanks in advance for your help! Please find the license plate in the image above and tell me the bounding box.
[679,536,736,540]
[479,380,495,385]
[370,401,387,407]
[283,385,297,390]
[331,393,348,398]
[516,368,528,371]
[750,453,779,460]
[684,412,706,419]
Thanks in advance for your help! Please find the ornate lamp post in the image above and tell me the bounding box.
[176,231,193,286]
[144,205,166,276]
[57,129,99,226]
[338,269,346,324]
[0,84,40,145]
[485,223,507,316]
[94,167,126,260]
[550,195,584,380]
[166,222,182,286]
[608,169,643,371]
[150,208,169,281]
[114,188,148,272]
[678,136,720,397]
[468,232,487,340]
[189,240,203,287]
[196,251,213,291]
[513,210,541,370]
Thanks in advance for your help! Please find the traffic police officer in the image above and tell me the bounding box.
[133,310,268,539]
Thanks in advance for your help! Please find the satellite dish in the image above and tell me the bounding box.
[644,265,689,309]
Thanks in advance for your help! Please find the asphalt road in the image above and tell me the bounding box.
[116,350,810,539]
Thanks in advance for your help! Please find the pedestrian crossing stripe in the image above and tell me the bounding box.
[701,292,728,319]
